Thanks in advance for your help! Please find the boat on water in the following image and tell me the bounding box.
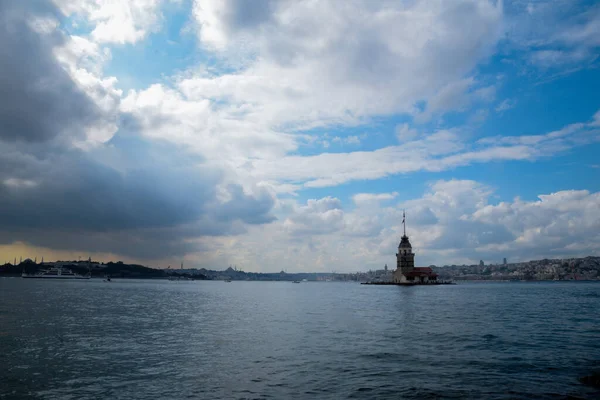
[225,279,232,282]
[292,280,301,283]
[22,266,91,280]
[168,275,192,281]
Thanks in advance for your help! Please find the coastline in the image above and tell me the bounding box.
[361,281,455,285]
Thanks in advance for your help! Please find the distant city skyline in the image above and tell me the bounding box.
[0,1,599,272]
[3,255,599,283]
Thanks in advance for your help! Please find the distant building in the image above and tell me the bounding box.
[479,260,484,267]
[384,264,388,272]
[392,211,437,284]
[503,258,507,265]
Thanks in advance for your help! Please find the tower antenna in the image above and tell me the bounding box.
[403,209,406,237]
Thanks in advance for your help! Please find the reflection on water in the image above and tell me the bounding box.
[1,279,599,399]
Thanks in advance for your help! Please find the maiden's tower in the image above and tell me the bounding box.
[392,211,438,284]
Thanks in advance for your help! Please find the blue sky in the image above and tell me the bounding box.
[0,0,599,271]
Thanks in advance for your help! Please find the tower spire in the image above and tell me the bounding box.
[402,209,406,237]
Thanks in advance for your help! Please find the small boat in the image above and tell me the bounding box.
[225,279,232,282]
[292,280,301,283]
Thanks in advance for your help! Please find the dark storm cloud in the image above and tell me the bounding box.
[0,1,277,259]
[0,0,102,143]
[0,137,277,259]
[225,0,275,32]
[0,144,217,231]
[216,184,276,225]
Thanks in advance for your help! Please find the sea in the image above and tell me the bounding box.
[1,279,599,399]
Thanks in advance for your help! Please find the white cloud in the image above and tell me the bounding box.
[27,15,60,35]
[283,197,345,236]
[120,83,298,163]
[556,5,600,48]
[187,180,600,272]
[3,178,38,189]
[192,0,276,51]
[496,99,516,112]
[473,85,497,102]
[184,0,504,131]
[395,124,419,143]
[5,0,600,270]
[416,78,474,122]
[54,35,108,74]
[54,35,122,146]
[468,109,489,124]
[247,113,600,190]
[529,48,594,69]
[353,192,398,207]
[131,1,506,192]
[591,110,600,127]
[98,0,508,194]
[332,135,362,145]
[508,2,600,69]
[416,79,496,123]
[54,0,165,44]
[471,190,600,258]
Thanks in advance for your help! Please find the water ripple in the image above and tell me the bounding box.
[1,279,599,399]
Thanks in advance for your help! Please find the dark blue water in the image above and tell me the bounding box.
[1,279,599,399]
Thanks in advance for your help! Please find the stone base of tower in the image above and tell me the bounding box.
[393,270,409,283]
[361,280,455,285]
[392,267,439,284]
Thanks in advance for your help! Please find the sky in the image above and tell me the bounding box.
[0,0,599,272]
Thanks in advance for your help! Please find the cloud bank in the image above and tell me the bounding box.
[0,0,599,270]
